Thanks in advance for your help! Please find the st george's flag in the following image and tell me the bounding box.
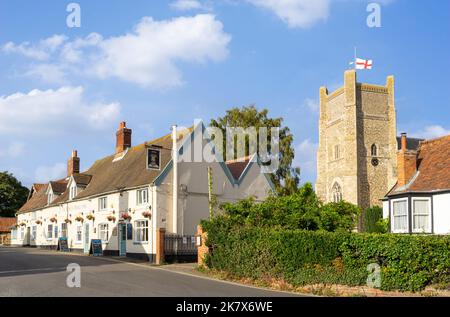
[354,58,373,70]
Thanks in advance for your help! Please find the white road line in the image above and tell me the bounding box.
[0,267,65,275]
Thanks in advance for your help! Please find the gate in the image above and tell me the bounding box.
[164,233,198,263]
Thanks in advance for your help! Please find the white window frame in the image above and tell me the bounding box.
[31,225,37,241]
[47,224,53,240]
[134,220,149,243]
[391,198,409,233]
[98,223,109,242]
[61,222,68,238]
[137,188,149,206]
[12,228,17,240]
[20,227,25,240]
[76,224,83,243]
[99,196,108,211]
[412,197,432,234]
[69,184,77,200]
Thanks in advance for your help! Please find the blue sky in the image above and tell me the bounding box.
[0,0,449,187]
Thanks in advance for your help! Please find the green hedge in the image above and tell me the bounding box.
[201,221,450,292]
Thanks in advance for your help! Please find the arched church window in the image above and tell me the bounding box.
[332,183,343,203]
[371,144,377,157]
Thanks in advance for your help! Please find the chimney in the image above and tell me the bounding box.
[116,121,132,154]
[67,150,80,176]
[397,133,417,187]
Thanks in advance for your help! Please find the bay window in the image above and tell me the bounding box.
[392,200,408,232]
[412,199,431,233]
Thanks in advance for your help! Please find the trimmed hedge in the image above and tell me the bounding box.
[201,221,450,292]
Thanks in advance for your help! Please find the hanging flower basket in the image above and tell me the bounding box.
[142,211,152,219]
[75,216,84,223]
[121,212,132,221]
[50,217,57,223]
[64,218,72,224]
[86,214,95,221]
[107,215,116,222]
[19,222,26,227]
[35,220,42,225]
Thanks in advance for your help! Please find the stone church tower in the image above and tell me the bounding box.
[315,70,398,213]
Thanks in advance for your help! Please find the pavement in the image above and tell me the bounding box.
[0,247,303,297]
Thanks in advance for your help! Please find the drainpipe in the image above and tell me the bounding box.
[172,125,178,234]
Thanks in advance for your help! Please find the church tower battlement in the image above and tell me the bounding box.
[315,70,398,215]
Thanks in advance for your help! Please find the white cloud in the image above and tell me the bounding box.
[170,0,205,11]
[2,15,231,89]
[410,125,450,140]
[294,139,318,177]
[0,142,25,158]
[0,86,120,135]
[34,163,66,183]
[247,0,330,28]
[2,34,67,61]
[24,64,68,85]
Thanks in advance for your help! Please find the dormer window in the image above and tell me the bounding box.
[69,184,77,200]
[47,193,54,205]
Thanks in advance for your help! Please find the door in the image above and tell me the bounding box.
[26,227,31,246]
[83,223,90,254]
[118,223,126,256]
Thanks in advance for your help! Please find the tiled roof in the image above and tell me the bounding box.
[49,180,68,194]
[18,129,192,214]
[388,135,450,196]
[226,156,252,180]
[0,217,17,232]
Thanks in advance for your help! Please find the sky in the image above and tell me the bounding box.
[0,0,449,188]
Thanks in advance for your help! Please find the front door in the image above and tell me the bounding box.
[118,223,126,256]
[83,223,90,254]
[26,227,31,246]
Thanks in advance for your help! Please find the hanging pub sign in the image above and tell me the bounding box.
[147,148,161,170]
[57,237,69,252]
[90,239,103,256]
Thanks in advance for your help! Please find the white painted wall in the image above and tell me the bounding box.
[433,193,450,235]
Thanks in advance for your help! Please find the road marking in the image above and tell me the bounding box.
[0,267,65,275]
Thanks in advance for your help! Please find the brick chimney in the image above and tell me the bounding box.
[397,133,417,187]
[67,150,80,176]
[116,121,132,154]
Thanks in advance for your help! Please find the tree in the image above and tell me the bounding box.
[210,105,300,195]
[319,201,361,233]
[0,172,29,217]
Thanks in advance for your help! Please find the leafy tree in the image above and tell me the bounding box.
[319,201,361,233]
[0,171,29,217]
[210,105,300,195]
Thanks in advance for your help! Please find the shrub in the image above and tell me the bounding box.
[218,183,359,232]
[363,206,383,233]
[202,220,450,292]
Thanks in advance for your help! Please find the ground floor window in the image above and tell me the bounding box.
[98,223,109,242]
[76,224,82,242]
[12,229,17,240]
[134,220,148,242]
[392,200,408,232]
[20,227,25,240]
[412,199,430,233]
[61,223,68,238]
[54,225,58,239]
[31,226,37,241]
[47,224,53,239]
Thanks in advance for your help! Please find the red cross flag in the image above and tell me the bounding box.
[355,58,373,70]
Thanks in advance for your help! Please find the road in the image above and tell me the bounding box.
[0,247,300,297]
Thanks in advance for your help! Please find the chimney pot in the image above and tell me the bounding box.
[116,121,132,154]
[401,133,407,152]
[67,150,80,176]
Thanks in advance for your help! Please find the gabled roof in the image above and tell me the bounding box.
[387,135,450,196]
[0,217,16,232]
[18,128,192,214]
[226,155,252,181]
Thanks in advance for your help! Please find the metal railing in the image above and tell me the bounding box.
[164,233,197,256]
